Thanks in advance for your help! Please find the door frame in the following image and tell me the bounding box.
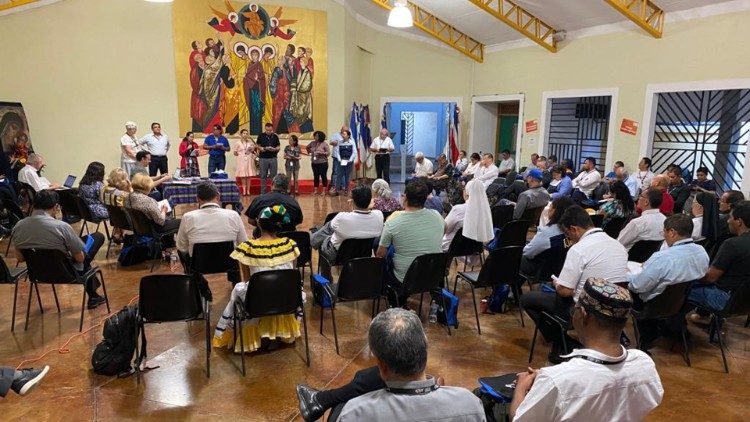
[470,94,525,164]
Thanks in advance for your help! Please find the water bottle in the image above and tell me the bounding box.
[428,301,439,323]
[169,250,179,272]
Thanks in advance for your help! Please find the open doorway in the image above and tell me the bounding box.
[470,94,524,169]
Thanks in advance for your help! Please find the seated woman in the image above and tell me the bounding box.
[370,179,402,214]
[597,180,635,226]
[101,168,132,207]
[125,173,181,245]
[78,162,108,220]
[690,166,717,193]
[459,152,481,182]
[442,179,493,251]
[691,191,719,243]
[521,196,575,276]
[213,205,301,352]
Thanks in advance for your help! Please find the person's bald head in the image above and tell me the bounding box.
[650,175,669,191]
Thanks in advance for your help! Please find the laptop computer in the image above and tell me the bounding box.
[56,175,76,190]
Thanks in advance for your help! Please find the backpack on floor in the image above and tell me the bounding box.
[118,235,158,267]
[91,305,138,376]
[487,284,510,314]
[431,288,459,328]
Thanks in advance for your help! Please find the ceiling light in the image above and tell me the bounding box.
[387,0,413,28]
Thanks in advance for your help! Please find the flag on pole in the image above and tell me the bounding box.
[381,103,390,130]
[443,104,460,165]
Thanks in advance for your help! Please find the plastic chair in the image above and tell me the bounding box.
[190,241,239,282]
[387,252,452,334]
[603,216,628,239]
[628,240,663,263]
[3,253,30,331]
[18,182,36,215]
[2,200,25,256]
[528,308,575,364]
[491,204,514,229]
[631,281,692,366]
[125,208,178,272]
[447,228,484,271]
[317,237,375,273]
[75,195,110,239]
[19,248,109,332]
[234,269,309,375]
[689,280,750,373]
[520,242,568,290]
[105,204,132,258]
[57,189,82,225]
[135,274,211,380]
[519,205,545,228]
[279,231,314,278]
[497,219,531,248]
[314,257,385,354]
[454,246,523,333]
[324,212,339,224]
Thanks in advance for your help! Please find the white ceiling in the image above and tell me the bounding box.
[345,0,740,49]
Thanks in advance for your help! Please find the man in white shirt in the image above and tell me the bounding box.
[520,205,628,361]
[176,182,247,280]
[311,185,383,279]
[412,152,433,178]
[526,153,539,171]
[512,278,663,422]
[497,149,514,177]
[617,167,639,199]
[618,188,665,250]
[370,128,394,183]
[474,153,499,189]
[138,122,171,176]
[18,154,61,191]
[635,157,656,195]
[571,156,602,200]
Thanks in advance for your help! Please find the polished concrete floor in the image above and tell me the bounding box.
[1,194,748,420]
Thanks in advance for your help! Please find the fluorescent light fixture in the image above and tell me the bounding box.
[387,0,413,28]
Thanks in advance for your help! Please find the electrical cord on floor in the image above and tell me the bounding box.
[15,295,140,370]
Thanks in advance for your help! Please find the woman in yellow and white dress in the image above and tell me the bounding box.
[212,205,301,353]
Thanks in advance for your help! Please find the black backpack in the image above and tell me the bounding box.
[91,305,138,376]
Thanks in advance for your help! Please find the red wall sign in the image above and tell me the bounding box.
[620,118,639,136]
[525,119,538,133]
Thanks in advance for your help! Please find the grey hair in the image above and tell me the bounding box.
[272,173,290,192]
[28,153,42,165]
[125,121,137,129]
[415,151,424,159]
[371,179,392,199]
[368,308,428,377]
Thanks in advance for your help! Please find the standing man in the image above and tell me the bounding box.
[498,149,515,176]
[139,122,171,176]
[667,165,691,213]
[256,122,280,194]
[202,124,230,173]
[370,128,394,183]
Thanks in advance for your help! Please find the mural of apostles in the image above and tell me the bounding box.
[186,2,317,135]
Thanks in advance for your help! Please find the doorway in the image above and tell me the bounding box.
[470,94,524,168]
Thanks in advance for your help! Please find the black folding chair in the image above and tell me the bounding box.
[324,212,339,224]
[18,182,36,215]
[689,280,750,373]
[387,252,452,334]
[234,269,309,375]
[632,282,692,366]
[279,231,314,278]
[454,246,523,333]
[19,248,109,332]
[628,240,663,263]
[2,200,25,256]
[491,204,514,230]
[529,308,575,364]
[190,241,239,283]
[125,208,178,272]
[520,243,568,290]
[135,274,211,381]
[3,253,30,332]
[603,216,628,239]
[447,228,484,271]
[75,195,111,239]
[317,237,375,273]
[315,257,385,354]
[519,205,545,229]
[105,204,132,258]
[497,219,531,248]
[58,189,82,225]
[382,211,393,222]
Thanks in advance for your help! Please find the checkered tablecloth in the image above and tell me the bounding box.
[162,179,241,208]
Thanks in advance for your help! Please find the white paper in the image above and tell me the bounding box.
[340,159,349,166]
[158,199,172,213]
[627,261,643,275]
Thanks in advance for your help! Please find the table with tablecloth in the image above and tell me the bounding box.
[161,179,243,212]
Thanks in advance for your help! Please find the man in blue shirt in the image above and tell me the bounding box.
[627,214,709,350]
[202,124,230,173]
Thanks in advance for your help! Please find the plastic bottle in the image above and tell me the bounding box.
[428,301,439,323]
[169,250,179,272]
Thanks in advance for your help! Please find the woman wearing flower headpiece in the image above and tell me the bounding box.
[213,205,301,353]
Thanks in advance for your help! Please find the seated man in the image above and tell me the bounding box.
[570,156,601,202]
[12,190,106,308]
[717,190,745,239]
[627,214,709,350]
[426,154,453,195]
[616,166,638,200]
[536,156,552,188]
[376,180,444,303]
[512,169,550,220]
[176,181,248,279]
[511,279,663,421]
[130,151,171,187]
[245,174,303,234]
[498,149,515,177]
[0,365,49,398]
[18,153,61,191]
[667,165,691,213]
[520,205,628,361]
[617,188,665,251]
[312,185,384,278]
[473,153,499,189]
[412,152,433,178]
[689,201,750,316]
[295,308,484,422]
[641,175,674,215]
[547,165,572,200]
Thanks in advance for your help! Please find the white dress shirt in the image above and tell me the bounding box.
[474,163,499,188]
[572,169,602,197]
[330,210,384,249]
[18,164,51,191]
[554,228,628,301]
[414,158,434,177]
[176,203,248,255]
[617,209,666,251]
[498,157,515,174]
[514,346,663,422]
[463,161,480,176]
[329,132,343,160]
[370,136,394,154]
[139,132,171,156]
[635,170,655,193]
[624,174,639,199]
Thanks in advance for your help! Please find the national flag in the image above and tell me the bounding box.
[443,104,460,165]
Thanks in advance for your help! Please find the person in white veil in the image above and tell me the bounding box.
[442,178,494,251]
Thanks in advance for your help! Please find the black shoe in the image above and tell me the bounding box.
[87,296,106,309]
[296,384,325,422]
[11,366,49,396]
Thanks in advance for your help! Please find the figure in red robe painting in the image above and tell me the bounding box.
[189,41,208,132]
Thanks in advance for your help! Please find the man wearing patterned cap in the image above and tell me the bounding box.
[511,278,664,421]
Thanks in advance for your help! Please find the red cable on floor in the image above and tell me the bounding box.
[15,295,140,370]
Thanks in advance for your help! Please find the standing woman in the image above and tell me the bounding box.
[334,129,357,196]
[234,129,257,196]
[306,130,329,195]
[178,131,201,177]
[120,121,140,177]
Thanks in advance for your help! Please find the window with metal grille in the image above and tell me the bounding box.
[546,96,611,172]
[651,89,749,193]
